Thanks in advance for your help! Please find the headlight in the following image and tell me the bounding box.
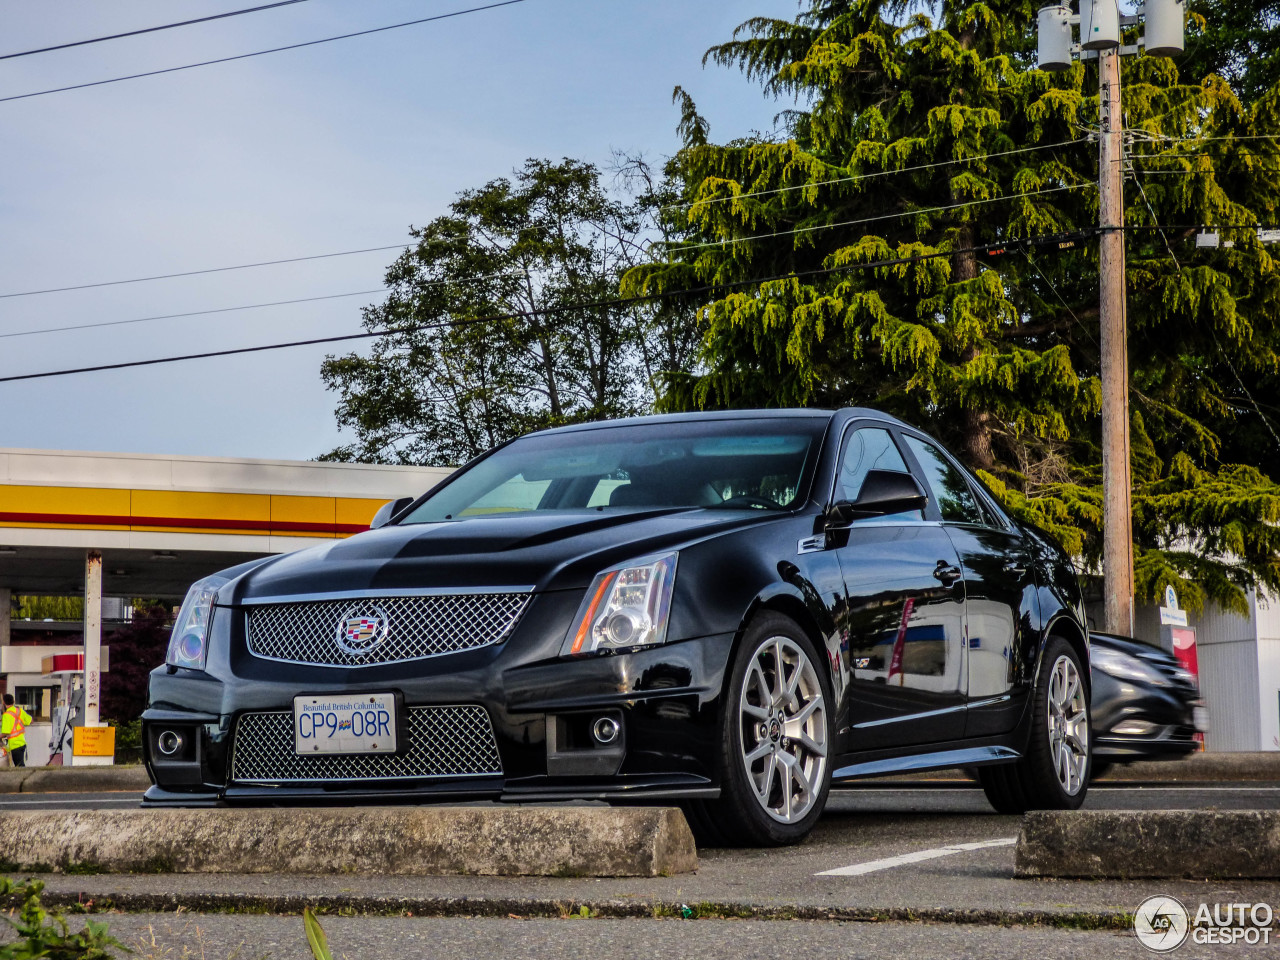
[562,552,678,657]
[1091,646,1167,686]
[165,574,229,670]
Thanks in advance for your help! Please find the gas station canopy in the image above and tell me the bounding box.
[0,447,452,598]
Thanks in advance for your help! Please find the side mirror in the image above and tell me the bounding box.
[826,470,928,527]
[369,497,414,530]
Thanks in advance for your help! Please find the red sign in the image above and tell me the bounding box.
[41,653,85,676]
[887,598,915,687]
[1170,626,1199,678]
[1169,626,1203,746]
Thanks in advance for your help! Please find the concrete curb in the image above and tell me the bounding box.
[19,890,1133,930]
[0,765,151,794]
[1015,810,1280,879]
[1092,752,1280,782]
[0,806,697,878]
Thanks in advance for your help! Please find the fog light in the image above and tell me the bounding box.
[157,730,185,757]
[592,716,620,745]
[1112,719,1156,736]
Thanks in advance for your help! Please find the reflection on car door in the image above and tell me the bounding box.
[898,434,1039,739]
[831,427,968,751]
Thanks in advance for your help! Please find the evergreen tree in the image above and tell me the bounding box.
[1183,0,1280,103]
[625,0,1280,613]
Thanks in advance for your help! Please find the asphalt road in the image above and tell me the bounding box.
[8,783,1280,960]
[98,913,1275,960]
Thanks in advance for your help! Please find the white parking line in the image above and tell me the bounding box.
[816,837,1017,877]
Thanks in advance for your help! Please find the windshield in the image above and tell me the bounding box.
[400,418,827,523]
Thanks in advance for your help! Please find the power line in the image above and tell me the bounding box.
[0,0,529,104]
[1019,248,1098,348]
[0,230,1094,384]
[665,184,1095,254]
[667,139,1090,211]
[0,270,525,340]
[0,288,381,340]
[0,1,312,61]
[0,243,410,300]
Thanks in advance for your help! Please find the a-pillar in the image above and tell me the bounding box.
[75,550,112,765]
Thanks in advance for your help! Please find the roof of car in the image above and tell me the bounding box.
[531,407,908,436]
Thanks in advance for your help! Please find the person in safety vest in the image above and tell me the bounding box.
[1,694,33,767]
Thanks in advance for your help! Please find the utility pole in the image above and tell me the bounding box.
[1097,47,1134,636]
[1038,1,1185,634]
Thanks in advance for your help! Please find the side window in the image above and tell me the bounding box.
[839,429,921,522]
[902,435,984,525]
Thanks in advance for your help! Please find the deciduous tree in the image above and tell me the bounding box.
[321,158,697,466]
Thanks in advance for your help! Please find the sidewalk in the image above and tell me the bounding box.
[0,764,150,794]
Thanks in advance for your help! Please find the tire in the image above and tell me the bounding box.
[979,636,1091,814]
[682,613,834,847]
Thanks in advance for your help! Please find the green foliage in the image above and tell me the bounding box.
[110,718,144,765]
[0,878,122,960]
[303,907,334,960]
[1183,0,1280,103]
[321,157,699,466]
[627,0,1280,613]
[14,596,83,621]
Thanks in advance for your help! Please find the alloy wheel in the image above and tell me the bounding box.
[738,636,828,823]
[1046,653,1089,796]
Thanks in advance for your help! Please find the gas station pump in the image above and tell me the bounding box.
[41,653,111,765]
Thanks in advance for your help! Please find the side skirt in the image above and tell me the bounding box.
[831,740,1022,781]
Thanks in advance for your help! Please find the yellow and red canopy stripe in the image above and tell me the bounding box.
[0,485,389,538]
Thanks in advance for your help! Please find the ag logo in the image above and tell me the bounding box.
[1134,895,1190,952]
[335,604,390,657]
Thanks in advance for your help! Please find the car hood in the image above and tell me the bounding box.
[225,508,785,602]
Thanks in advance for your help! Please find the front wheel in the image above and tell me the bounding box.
[979,636,1091,814]
[683,613,833,847]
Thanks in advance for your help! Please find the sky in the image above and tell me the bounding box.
[0,0,800,461]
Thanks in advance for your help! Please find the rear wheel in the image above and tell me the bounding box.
[979,636,1090,814]
[682,613,833,847]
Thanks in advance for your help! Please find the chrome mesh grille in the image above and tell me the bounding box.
[230,705,503,784]
[245,593,530,666]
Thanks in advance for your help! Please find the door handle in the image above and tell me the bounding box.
[933,561,963,585]
[1003,561,1028,577]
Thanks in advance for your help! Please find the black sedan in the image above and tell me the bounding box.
[1090,631,1203,773]
[145,408,1091,845]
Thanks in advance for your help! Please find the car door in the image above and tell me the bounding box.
[898,433,1039,738]
[830,425,968,751]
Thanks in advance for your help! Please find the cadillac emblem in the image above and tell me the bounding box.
[335,604,390,656]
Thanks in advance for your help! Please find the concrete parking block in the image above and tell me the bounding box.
[0,806,697,877]
[1015,810,1280,879]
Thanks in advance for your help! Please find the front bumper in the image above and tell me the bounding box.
[1091,671,1202,761]
[143,592,735,805]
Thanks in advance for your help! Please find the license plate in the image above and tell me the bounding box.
[294,693,398,755]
